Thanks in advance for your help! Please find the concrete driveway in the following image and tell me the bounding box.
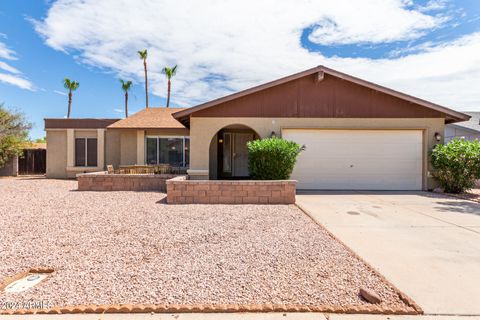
[296,191,480,316]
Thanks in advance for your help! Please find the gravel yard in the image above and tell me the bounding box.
[0,178,417,314]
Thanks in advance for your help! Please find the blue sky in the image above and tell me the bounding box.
[0,0,479,139]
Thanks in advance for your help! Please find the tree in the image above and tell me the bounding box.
[119,79,133,118]
[137,49,149,108]
[0,103,31,168]
[162,65,177,107]
[63,78,80,118]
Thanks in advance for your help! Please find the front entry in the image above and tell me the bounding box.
[219,131,255,178]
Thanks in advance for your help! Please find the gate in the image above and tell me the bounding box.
[18,149,46,175]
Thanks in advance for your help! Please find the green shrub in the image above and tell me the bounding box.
[247,137,304,180]
[431,138,480,193]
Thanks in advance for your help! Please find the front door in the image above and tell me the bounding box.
[221,132,254,178]
[233,133,253,177]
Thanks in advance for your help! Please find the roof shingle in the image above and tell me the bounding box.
[108,108,186,129]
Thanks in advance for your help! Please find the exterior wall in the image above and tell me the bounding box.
[188,117,445,190]
[0,156,18,176]
[77,172,178,192]
[120,130,137,165]
[75,130,97,139]
[192,73,445,119]
[46,130,68,178]
[46,129,105,178]
[166,176,296,204]
[445,125,480,142]
[105,129,121,168]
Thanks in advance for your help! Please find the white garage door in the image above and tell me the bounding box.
[282,129,423,190]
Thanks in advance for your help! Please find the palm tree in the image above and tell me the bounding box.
[120,79,132,118]
[162,65,177,107]
[137,49,148,108]
[63,78,80,118]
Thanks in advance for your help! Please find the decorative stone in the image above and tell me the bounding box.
[359,287,382,304]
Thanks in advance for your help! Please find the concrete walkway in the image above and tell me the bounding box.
[296,191,480,316]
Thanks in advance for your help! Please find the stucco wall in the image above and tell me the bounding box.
[75,130,97,139]
[46,130,68,178]
[189,117,445,190]
[120,130,137,165]
[105,130,121,168]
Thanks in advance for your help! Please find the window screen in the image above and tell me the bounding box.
[75,138,86,167]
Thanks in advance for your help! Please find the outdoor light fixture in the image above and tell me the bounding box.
[434,132,442,142]
[270,131,276,138]
[218,138,223,143]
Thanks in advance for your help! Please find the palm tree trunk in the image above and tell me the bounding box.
[67,90,72,118]
[125,91,128,118]
[166,79,171,107]
[144,60,148,108]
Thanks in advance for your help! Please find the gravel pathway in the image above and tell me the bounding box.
[0,177,415,313]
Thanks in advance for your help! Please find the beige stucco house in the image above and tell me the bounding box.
[45,66,470,190]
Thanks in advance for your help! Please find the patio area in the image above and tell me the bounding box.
[0,178,418,315]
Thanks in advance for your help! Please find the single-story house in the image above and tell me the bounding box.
[445,112,480,142]
[45,66,470,190]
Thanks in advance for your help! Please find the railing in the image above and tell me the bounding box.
[107,164,188,175]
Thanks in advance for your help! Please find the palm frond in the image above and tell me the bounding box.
[120,79,132,92]
[63,78,79,90]
[137,49,148,59]
[162,65,178,79]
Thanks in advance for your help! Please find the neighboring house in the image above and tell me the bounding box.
[0,142,47,177]
[45,66,470,191]
[445,112,480,142]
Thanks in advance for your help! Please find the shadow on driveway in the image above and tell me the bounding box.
[434,200,480,215]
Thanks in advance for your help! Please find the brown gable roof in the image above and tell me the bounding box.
[173,66,470,125]
[45,118,120,129]
[107,107,187,129]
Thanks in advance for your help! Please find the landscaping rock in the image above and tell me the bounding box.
[360,287,382,304]
[0,177,413,314]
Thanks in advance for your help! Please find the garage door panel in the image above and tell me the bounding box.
[282,129,423,190]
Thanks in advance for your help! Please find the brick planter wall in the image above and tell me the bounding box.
[77,172,181,192]
[166,176,296,204]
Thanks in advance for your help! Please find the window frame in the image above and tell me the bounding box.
[74,137,98,167]
[144,136,190,167]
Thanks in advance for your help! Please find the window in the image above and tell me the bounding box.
[145,136,189,167]
[75,138,97,167]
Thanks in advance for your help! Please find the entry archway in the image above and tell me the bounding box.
[208,124,260,180]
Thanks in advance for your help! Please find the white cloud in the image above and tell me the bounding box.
[0,41,16,60]
[0,73,35,91]
[417,0,450,12]
[0,61,20,74]
[33,0,480,111]
[0,39,35,90]
[53,90,67,96]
